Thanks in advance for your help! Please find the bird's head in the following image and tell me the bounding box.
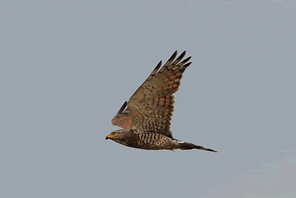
[105,129,125,141]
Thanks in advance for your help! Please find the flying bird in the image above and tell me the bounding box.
[106,51,217,152]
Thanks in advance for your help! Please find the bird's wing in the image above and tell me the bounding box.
[111,101,132,130]
[127,51,191,138]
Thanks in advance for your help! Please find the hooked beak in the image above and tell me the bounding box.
[105,134,111,140]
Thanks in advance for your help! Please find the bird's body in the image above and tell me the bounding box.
[110,130,178,150]
[106,51,217,152]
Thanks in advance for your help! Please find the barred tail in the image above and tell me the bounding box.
[178,141,217,152]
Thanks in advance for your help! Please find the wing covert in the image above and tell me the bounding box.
[111,101,132,130]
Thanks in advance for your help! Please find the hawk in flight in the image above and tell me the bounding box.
[106,51,217,152]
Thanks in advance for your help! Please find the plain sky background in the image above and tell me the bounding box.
[1,0,295,197]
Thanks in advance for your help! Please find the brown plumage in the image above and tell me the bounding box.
[106,51,217,152]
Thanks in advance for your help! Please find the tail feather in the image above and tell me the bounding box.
[178,141,217,152]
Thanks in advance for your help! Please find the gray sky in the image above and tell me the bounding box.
[1,0,295,197]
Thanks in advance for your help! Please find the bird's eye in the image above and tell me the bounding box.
[113,132,118,137]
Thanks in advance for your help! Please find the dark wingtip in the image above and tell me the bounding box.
[117,101,127,114]
[182,56,191,63]
[169,51,178,61]
[183,62,192,68]
[155,60,162,70]
[180,50,186,57]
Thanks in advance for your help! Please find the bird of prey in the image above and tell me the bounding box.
[106,51,217,152]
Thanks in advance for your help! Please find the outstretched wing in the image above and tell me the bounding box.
[111,101,132,130]
[127,51,191,138]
